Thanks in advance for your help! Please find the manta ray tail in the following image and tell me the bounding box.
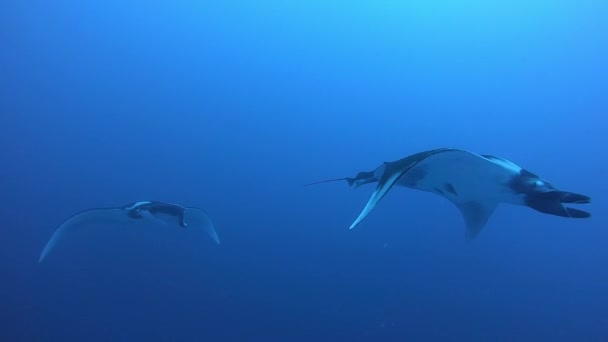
[304,177,356,187]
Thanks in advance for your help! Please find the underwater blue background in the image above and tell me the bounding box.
[1,0,606,340]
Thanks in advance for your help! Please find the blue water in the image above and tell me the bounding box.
[2,1,606,341]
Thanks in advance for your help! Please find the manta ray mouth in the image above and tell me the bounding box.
[527,190,591,219]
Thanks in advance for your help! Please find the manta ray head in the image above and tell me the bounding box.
[127,207,144,219]
[520,170,555,192]
[511,169,591,218]
[122,201,148,219]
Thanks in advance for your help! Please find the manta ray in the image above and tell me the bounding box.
[306,148,591,238]
[39,201,220,263]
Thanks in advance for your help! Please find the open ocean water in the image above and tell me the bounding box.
[1,1,606,341]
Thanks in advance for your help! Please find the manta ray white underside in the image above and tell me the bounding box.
[308,148,591,238]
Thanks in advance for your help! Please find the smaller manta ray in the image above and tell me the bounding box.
[38,201,220,263]
[306,148,591,238]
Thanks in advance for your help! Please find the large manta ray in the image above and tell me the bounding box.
[307,148,591,238]
[39,201,220,263]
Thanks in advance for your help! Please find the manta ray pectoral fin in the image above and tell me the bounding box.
[38,208,128,263]
[184,208,220,245]
[454,200,498,239]
[349,166,405,230]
